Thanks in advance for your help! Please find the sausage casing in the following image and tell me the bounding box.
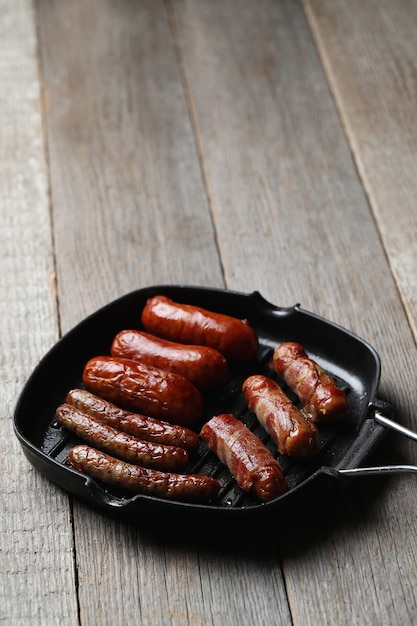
[110,330,228,391]
[66,388,199,453]
[141,295,259,362]
[56,404,189,471]
[242,375,319,459]
[82,355,203,425]
[200,413,288,502]
[68,445,221,503]
[271,342,349,422]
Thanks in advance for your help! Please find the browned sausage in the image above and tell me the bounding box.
[82,356,203,425]
[110,330,228,391]
[68,445,221,503]
[66,389,199,453]
[56,404,189,471]
[141,295,259,362]
[242,375,318,459]
[271,342,349,422]
[200,413,288,502]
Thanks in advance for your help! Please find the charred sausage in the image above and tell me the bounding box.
[271,342,349,422]
[68,445,221,503]
[110,330,228,391]
[200,413,288,502]
[141,295,259,362]
[242,375,318,459]
[66,389,199,453]
[56,404,189,471]
[82,355,203,425]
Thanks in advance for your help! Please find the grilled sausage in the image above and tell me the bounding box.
[141,295,259,362]
[110,330,228,391]
[271,342,349,422]
[82,356,203,425]
[68,445,221,503]
[200,414,288,502]
[242,375,319,459]
[56,404,189,471]
[66,389,199,453]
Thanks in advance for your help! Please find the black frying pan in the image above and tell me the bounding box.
[13,285,415,522]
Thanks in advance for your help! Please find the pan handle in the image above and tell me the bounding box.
[338,465,417,478]
[373,410,417,443]
[337,409,417,478]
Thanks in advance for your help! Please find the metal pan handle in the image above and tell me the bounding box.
[373,410,417,443]
[338,465,417,478]
[338,410,417,478]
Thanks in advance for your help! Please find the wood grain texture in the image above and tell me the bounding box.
[173,0,388,314]
[287,2,417,621]
[172,1,417,625]
[172,0,414,420]
[38,0,224,333]
[73,519,291,626]
[0,1,78,624]
[37,1,291,625]
[304,0,417,340]
[4,0,417,624]
[172,0,416,427]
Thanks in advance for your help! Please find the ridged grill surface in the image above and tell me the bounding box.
[14,286,383,517]
[39,343,352,510]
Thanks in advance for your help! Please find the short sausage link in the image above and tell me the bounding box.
[200,413,288,502]
[271,342,349,422]
[242,375,319,459]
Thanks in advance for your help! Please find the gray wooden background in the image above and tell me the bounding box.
[2,1,416,624]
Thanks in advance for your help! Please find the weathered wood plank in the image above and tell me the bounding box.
[37,1,292,625]
[304,0,417,341]
[171,0,416,407]
[19,0,417,625]
[286,1,417,621]
[0,1,78,624]
[39,0,224,331]
[173,1,417,625]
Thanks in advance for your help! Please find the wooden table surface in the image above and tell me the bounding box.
[2,1,417,624]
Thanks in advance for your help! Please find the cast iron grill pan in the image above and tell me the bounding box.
[13,285,392,520]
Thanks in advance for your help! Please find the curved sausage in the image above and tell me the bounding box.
[68,445,221,503]
[56,404,189,471]
[271,342,349,422]
[200,413,288,502]
[66,389,199,453]
[242,375,318,459]
[82,356,203,426]
[111,330,228,391]
[141,295,259,362]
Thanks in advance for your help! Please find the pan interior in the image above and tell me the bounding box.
[13,286,383,515]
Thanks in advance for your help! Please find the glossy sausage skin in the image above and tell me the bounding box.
[111,330,228,391]
[242,375,318,459]
[82,356,203,425]
[141,295,259,362]
[271,342,349,422]
[56,404,189,471]
[66,389,199,453]
[200,414,288,502]
[68,445,221,503]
